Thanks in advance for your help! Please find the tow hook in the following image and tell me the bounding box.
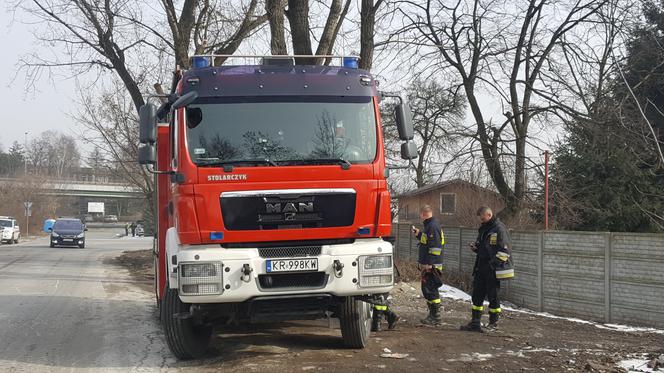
[333,260,344,278]
[241,264,253,283]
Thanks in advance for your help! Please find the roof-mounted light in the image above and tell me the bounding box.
[343,56,359,69]
[191,56,211,69]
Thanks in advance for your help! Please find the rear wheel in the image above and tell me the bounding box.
[339,296,373,349]
[161,287,212,359]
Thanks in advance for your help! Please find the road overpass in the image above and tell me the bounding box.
[0,177,144,199]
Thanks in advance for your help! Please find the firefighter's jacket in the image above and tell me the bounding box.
[417,217,445,266]
[474,217,514,280]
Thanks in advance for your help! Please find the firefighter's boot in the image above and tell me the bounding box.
[421,301,442,326]
[460,309,483,332]
[371,310,383,332]
[488,311,499,329]
[386,309,400,330]
[420,303,434,325]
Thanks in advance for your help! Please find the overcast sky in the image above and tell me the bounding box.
[1,7,80,152]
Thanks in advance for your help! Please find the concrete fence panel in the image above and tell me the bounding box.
[390,223,664,328]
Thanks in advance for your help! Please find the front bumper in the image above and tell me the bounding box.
[51,236,85,246]
[1,231,14,240]
[170,238,394,304]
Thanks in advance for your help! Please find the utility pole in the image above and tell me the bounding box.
[24,131,29,175]
[544,150,550,230]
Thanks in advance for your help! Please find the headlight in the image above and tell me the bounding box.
[179,262,223,295]
[51,232,60,237]
[364,255,392,270]
[358,255,393,288]
[76,233,85,238]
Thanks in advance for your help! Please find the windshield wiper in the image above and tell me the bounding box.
[278,158,351,170]
[196,158,277,171]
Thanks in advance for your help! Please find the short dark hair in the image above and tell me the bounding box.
[476,206,492,216]
[420,205,433,213]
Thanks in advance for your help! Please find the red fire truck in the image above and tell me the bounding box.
[138,55,416,359]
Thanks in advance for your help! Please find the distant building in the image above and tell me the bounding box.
[397,179,504,227]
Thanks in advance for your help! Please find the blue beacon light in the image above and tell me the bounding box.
[343,56,359,69]
[192,56,211,69]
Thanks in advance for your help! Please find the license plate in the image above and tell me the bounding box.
[266,258,318,273]
[63,239,73,242]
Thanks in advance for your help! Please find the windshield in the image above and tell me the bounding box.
[185,96,377,165]
[0,220,11,228]
[53,220,83,230]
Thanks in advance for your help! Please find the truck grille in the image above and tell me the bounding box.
[258,272,327,290]
[258,246,322,258]
[220,189,356,230]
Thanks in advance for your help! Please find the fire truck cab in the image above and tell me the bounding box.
[138,55,416,359]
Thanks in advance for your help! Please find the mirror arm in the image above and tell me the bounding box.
[144,164,173,175]
[379,91,403,104]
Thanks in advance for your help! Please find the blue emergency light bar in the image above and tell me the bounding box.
[189,54,360,70]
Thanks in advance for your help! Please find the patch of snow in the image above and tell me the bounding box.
[437,283,664,335]
[447,353,494,362]
[618,355,656,373]
[438,284,472,301]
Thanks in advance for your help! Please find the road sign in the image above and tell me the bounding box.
[23,202,32,217]
[88,202,105,214]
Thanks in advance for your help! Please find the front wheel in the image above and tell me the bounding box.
[339,296,373,349]
[13,235,19,244]
[161,287,212,359]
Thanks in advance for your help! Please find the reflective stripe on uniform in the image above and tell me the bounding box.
[472,304,484,311]
[434,264,443,271]
[495,251,510,262]
[374,305,388,311]
[440,231,445,246]
[496,268,515,279]
[420,235,428,244]
[489,307,502,314]
[428,247,442,256]
[428,298,441,304]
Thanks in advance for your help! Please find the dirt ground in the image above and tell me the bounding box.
[116,250,664,373]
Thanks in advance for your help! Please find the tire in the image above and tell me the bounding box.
[161,287,212,359]
[79,243,85,249]
[50,242,55,248]
[13,235,19,244]
[339,296,373,349]
[7,236,13,245]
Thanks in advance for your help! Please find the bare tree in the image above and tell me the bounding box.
[359,0,384,70]
[396,0,609,218]
[383,78,466,188]
[17,0,267,111]
[266,0,288,54]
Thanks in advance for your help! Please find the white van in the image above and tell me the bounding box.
[0,216,21,244]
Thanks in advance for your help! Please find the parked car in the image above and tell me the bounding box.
[0,216,20,244]
[104,214,118,223]
[49,218,87,248]
[82,214,94,223]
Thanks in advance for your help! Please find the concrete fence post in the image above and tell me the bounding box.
[604,232,612,324]
[538,231,544,312]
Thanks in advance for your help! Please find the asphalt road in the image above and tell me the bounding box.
[0,229,171,372]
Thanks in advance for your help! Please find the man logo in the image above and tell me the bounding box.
[265,202,314,214]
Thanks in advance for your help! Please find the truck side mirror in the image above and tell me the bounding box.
[139,104,157,144]
[138,144,156,165]
[401,141,418,160]
[395,101,414,141]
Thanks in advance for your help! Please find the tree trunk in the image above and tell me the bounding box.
[287,0,314,64]
[266,0,288,55]
[359,0,379,70]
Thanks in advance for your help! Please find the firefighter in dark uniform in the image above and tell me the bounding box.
[461,206,512,332]
[412,205,445,326]
[371,293,400,332]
